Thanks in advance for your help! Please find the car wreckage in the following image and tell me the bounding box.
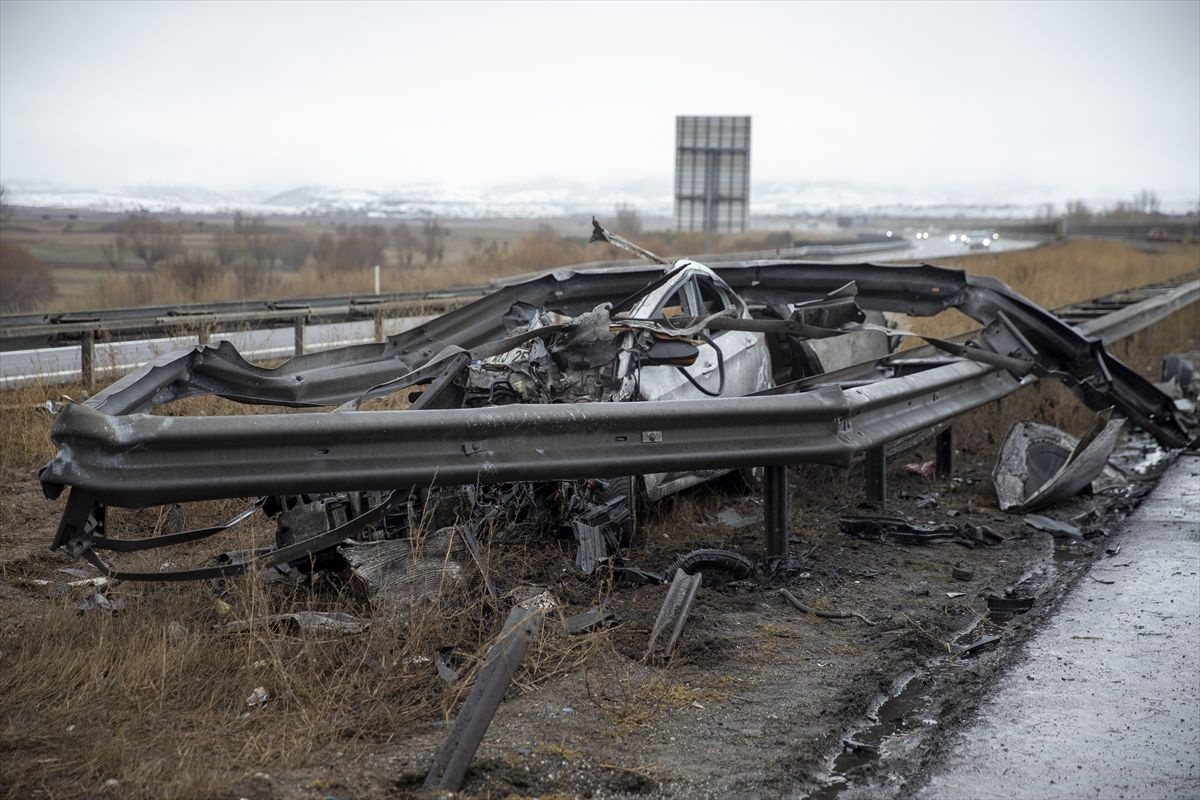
[38,222,1195,588]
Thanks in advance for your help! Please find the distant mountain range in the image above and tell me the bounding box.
[4,180,1195,220]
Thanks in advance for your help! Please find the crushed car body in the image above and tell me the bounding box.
[38,221,1195,583]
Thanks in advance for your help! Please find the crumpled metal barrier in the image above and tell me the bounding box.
[35,252,1198,578]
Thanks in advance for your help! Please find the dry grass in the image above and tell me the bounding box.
[896,239,1199,340]
[0,239,1197,798]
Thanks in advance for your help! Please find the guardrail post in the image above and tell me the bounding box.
[293,316,306,356]
[864,446,886,505]
[373,311,385,343]
[197,324,210,345]
[936,427,954,479]
[80,331,96,390]
[764,465,789,557]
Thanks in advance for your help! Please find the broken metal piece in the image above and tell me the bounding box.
[340,529,464,615]
[214,611,370,635]
[986,595,1035,615]
[424,605,544,793]
[993,411,1127,512]
[1023,514,1081,537]
[646,570,702,663]
[434,646,460,684]
[953,634,1002,657]
[840,516,1001,548]
[561,605,616,635]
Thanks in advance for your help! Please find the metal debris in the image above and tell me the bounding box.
[993,411,1127,512]
[340,529,464,615]
[215,611,371,635]
[715,507,758,529]
[76,592,124,613]
[953,634,1002,657]
[987,595,1035,616]
[246,686,269,707]
[840,515,1001,548]
[424,605,544,793]
[561,605,616,635]
[1023,514,1081,537]
[646,570,703,663]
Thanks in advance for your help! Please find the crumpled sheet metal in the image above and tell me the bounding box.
[993,411,1127,512]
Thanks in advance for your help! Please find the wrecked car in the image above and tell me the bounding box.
[37,221,1194,588]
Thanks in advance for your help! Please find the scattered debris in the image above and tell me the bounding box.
[215,611,371,635]
[561,605,616,635]
[1023,514,1081,537]
[424,606,545,793]
[434,646,460,684]
[945,592,966,599]
[986,595,1035,616]
[842,738,880,755]
[1089,575,1116,585]
[715,507,758,530]
[841,515,1001,548]
[67,576,108,589]
[915,493,939,509]
[993,411,1127,512]
[665,548,755,585]
[903,460,936,478]
[246,686,269,707]
[951,568,974,582]
[952,634,1002,657]
[779,588,878,626]
[646,570,703,662]
[1106,545,1122,557]
[76,593,125,613]
[340,530,464,615]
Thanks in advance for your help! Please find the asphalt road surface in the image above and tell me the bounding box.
[915,452,1200,800]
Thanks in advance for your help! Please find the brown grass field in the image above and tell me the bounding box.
[0,239,1197,799]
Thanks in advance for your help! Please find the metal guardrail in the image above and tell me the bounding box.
[37,265,1198,579]
[42,278,1198,509]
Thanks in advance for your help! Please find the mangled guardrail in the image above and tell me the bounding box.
[37,222,1198,581]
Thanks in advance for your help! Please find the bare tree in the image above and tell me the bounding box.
[614,204,643,237]
[421,218,447,265]
[100,238,126,270]
[0,184,13,223]
[1134,189,1160,215]
[392,222,418,268]
[0,242,56,311]
[118,213,183,270]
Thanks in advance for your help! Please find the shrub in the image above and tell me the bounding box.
[0,241,56,311]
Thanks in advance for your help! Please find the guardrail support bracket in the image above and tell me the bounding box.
[764,465,788,557]
[936,427,954,479]
[293,316,306,356]
[80,331,96,390]
[865,446,887,506]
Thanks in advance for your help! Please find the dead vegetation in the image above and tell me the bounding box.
[0,240,1197,798]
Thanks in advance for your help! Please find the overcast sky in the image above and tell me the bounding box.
[1,0,1197,204]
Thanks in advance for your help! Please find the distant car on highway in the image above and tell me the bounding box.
[1148,227,1170,241]
[960,231,999,250]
